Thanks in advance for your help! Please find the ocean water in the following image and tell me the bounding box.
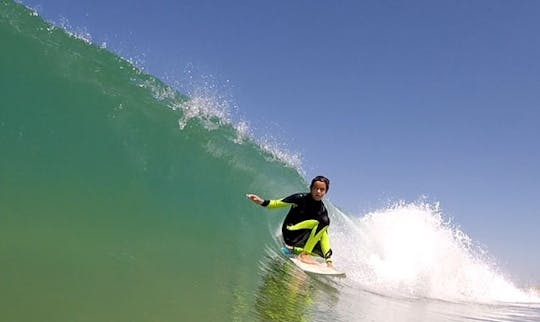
[1,1,539,321]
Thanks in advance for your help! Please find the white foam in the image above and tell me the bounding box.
[329,201,540,303]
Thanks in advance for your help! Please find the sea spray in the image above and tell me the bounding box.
[328,201,540,303]
[137,66,303,171]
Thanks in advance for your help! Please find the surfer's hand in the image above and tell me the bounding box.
[246,194,263,205]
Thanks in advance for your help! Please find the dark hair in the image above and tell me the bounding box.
[310,175,330,192]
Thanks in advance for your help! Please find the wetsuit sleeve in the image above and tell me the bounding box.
[261,199,293,209]
[261,193,304,209]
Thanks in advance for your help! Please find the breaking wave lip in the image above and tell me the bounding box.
[138,75,304,172]
[21,2,304,172]
[18,2,94,45]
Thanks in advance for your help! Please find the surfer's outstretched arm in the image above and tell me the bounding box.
[246,194,292,209]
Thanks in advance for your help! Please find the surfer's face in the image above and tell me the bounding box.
[310,181,327,201]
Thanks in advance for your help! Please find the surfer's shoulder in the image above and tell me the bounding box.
[282,192,308,203]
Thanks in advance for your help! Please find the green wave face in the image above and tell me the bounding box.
[0,1,306,321]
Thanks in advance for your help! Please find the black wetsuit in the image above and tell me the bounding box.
[262,193,332,259]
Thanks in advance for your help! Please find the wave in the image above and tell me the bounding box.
[2,2,538,321]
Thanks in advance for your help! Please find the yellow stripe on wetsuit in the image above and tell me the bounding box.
[264,199,294,209]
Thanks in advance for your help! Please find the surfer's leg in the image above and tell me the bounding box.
[286,220,330,263]
[302,225,327,255]
[311,231,332,257]
[286,219,325,254]
[286,220,318,263]
[319,230,332,259]
[286,220,319,255]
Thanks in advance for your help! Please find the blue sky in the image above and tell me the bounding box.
[23,0,539,284]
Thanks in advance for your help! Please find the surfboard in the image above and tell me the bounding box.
[289,257,346,276]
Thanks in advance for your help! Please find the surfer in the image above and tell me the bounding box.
[246,175,334,268]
